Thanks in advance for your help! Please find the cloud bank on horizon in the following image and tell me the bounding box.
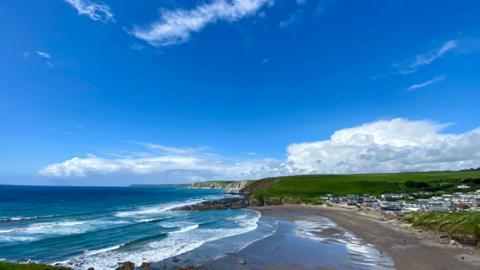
[40,118,480,183]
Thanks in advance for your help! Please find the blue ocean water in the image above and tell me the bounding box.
[0,185,273,269]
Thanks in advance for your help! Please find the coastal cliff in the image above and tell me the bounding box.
[190,180,249,193]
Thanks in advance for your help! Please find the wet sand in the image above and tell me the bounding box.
[157,205,480,269]
[251,205,480,270]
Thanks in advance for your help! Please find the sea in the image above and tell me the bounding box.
[0,185,394,270]
[0,185,275,269]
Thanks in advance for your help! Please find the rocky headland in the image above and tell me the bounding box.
[172,197,249,211]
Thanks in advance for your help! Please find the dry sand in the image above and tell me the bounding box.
[160,205,480,270]
[255,205,480,270]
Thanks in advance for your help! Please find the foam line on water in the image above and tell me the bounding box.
[0,219,129,243]
[168,224,199,235]
[114,194,229,218]
[64,211,261,270]
[0,216,44,222]
[84,245,123,256]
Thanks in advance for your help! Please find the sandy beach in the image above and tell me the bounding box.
[260,206,480,269]
[187,205,480,270]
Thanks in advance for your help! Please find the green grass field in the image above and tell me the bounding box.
[0,262,70,270]
[243,170,480,204]
[404,212,480,244]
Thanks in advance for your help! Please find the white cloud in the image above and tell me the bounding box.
[284,118,480,174]
[35,51,54,67]
[65,0,114,22]
[36,51,51,59]
[406,75,445,91]
[40,145,280,182]
[394,39,459,74]
[40,119,480,183]
[131,0,272,47]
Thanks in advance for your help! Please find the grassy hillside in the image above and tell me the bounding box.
[0,262,70,270]
[404,212,480,245]
[243,170,480,205]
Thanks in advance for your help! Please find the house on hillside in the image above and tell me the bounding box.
[381,193,405,200]
[423,202,454,212]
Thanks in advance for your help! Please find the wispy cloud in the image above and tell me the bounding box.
[36,51,51,59]
[406,75,446,91]
[65,0,114,23]
[132,142,207,155]
[35,51,54,67]
[393,39,459,74]
[131,0,272,47]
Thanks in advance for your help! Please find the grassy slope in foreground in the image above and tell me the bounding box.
[0,262,70,270]
[243,170,480,204]
[404,212,480,245]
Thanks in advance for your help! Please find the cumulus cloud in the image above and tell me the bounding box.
[131,0,272,46]
[393,39,458,74]
[40,145,281,182]
[40,119,480,183]
[284,118,480,174]
[406,75,445,91]
[65,0,114,22]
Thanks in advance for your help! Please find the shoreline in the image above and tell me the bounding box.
[3,203,480,270]
[248,205,480,270]
[170,204,480,270]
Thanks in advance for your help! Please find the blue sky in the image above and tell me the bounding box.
[1,0,480,185]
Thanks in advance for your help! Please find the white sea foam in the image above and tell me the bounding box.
[65,210,261,270]
[84,245,123,256]
[0,219,128,243]
[135,218,156,223]
[0,215,61,222]
[115,200,203,218]
[0,216,35,222]
[114,195,229,218]
[294,219,395,269]
[0,235,37,242]
[168,224,199,235]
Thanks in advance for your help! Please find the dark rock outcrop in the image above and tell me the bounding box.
[117,261,134,270]
[173,197,248,211]
[141,262,150,270]
[236,258,246,265]
[452,234,478,246]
